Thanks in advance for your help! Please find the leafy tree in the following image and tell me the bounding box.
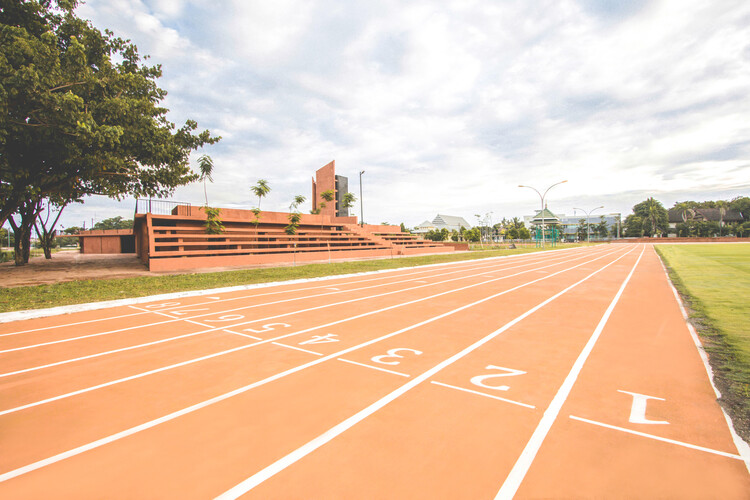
[400,222,408,233]
[33,199,65,258]
[424,228,449,241]
[204,207,224,234]
[250,179,270,211]
[624,215,644,237]
[729,196,750,221]
[518,227,531,240]
[632,198,668,237]
[93,216,133,230]
[1,0,220,264]
[463,227,480,242]
[341,192,356,214]
[285,195,306,235]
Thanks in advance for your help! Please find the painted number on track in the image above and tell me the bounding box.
[618,390,669,425]
[242,323,291,334]
[144,302,181,309]
[371,348,422,366]
[205,314,246,322]
[470,365,526,391]
[299,334,340,345]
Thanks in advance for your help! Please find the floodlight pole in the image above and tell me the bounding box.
[573,205,604,243]
[359,170,365,227]
[519,180,567,248]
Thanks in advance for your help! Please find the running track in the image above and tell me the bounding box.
[1,244,748,498]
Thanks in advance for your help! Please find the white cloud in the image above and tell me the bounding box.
[63,0,750,229]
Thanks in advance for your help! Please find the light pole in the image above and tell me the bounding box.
[518,180,567,248]
[359,170,365,227]
[573,205,604,243]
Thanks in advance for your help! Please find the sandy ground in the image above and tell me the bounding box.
[0,251,154,288]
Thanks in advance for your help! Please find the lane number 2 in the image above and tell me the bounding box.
[470,365,526,391]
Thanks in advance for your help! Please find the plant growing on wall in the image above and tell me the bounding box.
[318,189,335,232]
[342,192,356,213]
[250,207,262,229]
[204,207,224,234]
[285,195,306,235]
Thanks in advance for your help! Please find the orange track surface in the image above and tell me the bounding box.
[0,244,747,498]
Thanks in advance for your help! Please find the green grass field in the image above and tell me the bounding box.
[656,243,750,431]
[0,244,587,314]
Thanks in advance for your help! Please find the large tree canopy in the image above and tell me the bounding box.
[0,0,220,227]
[631,197,668,237]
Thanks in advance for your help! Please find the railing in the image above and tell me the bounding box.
[135,199,191,216]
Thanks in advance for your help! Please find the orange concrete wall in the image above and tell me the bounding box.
[168,207,356,227]
[314,160,337,218]
[361,224,402,233]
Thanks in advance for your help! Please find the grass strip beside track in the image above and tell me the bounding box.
[0,245,589,313]
[656,243,750,441]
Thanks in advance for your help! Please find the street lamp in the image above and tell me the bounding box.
[359,170,365,227]
[518,180,568,248]
[573,205,604,243]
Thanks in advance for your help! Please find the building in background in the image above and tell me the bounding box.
[414,214,472,235]
[311,160,351,217]
[524,210,622,241]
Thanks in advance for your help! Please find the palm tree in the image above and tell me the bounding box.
[645,197,662,237]
[290,195,306,211]
[717,200,729,234]
[250,179,270,211]
[198,155,214,206]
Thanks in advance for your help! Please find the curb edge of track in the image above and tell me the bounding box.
[0,246,591,324]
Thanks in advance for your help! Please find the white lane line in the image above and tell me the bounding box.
[0,248,631,482]
[495,245,645,500]
[0,245,597,334]
[0,330,210,380]
[272,343,322,356]
[1,246,618,374]
[214,247,637,499]
[430,381,535,409]
[569,415,743,460]
[337,358,410,377]
[0,244,594,325]
[656,249,750,472]
[0,311,150,337]
[0,247,586,353]
[222,329,262,341]
[0,250,618,404]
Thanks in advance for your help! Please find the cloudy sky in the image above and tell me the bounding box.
[61,0,750,229]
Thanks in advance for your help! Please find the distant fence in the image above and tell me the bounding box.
[135,199,192,216]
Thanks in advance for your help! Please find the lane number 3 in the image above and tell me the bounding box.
[371,348,423,366]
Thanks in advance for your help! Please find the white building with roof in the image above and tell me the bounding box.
[414,214,472,234]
